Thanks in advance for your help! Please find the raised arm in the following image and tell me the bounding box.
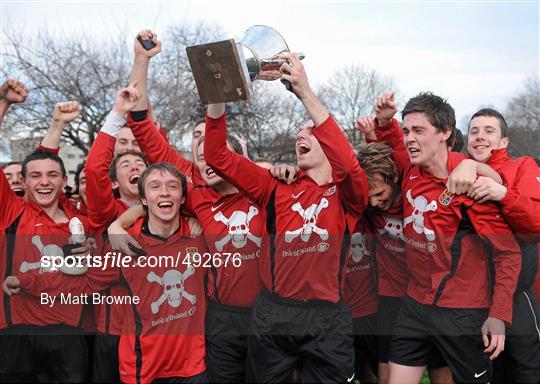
[356,93,410,175]
[85,86,140,231]
[0,79,28,127]
[40,101,81,151]
[362,92,406,152]
[279,53,369,214]
[205,104,276,207]
[125,30,193,177]
[130,29,160,113]
[127,112,193,177]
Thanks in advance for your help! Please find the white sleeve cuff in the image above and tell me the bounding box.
[100,110,127,137]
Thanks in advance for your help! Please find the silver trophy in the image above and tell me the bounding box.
[60,217,88,275]
[187,25,304,103]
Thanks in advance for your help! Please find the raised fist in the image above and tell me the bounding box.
[374,91,398,124]
[52,101,81,123]
[0,80,29,105]
[134,29,161,59]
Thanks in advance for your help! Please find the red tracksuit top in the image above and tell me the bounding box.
[343,214,378,318]
[127,112,203,186]
[187,186,266,308]
[486,149,540,242]
[204,113,369,303]
[18,216,207,383]
[85,131,132,335]
[365,201,409,298]
[0,166,90,330]
[364,119,409,297]
[485,149,540,292]
[127,112,265,308]
[372,119,522,324]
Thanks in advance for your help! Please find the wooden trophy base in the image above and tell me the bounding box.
[186,39,251,104]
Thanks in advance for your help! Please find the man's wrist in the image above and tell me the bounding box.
[298,88,317,103]
[101,110,127,137]
[133,54,150,64]
[0,99,11,112]
[376,117,392,128]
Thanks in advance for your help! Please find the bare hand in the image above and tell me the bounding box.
[2,276,20,296]
[70,236,96,257]
[446,159,478,195]
[0,80,29,105]
[187,217,203,238]
[374,91,397,125]
[482,317,505,360]
[468,176,507,203]
[270,164,298,184]
[52,101,81,124]
[107,222,142,256]
[279,53,314,101]
[134,29,162,58]
[113,83,141,114]
[68,193,81,207]
[355,115,377,141]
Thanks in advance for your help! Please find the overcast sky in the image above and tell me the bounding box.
[2,0,539,133]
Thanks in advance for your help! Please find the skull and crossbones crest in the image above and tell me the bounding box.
[285,198,329,243]
[213,206,261,251]
[20,235,63,274]
[349,232,370,263]
[403,189,437,241]
[378,216,406,242]
[147,267,197,314]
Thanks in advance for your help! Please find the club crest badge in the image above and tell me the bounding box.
[323,185,336,196]
[439,189,454,206]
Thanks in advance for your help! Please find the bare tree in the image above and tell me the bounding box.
[505,77,540,162]
[149,23,225,149]
[2,31,132,154]
[226,82,307,163]
[318,65,398,148]
[1,23,225,153]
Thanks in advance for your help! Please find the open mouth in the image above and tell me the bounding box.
[13,188,24,197]
[206,168,216,178]
[408,148,420,154]
[36,188,53,196]
[473,145,488,150]
[157,201,173,208]
[298,143,311,155]
[129,175,140,184]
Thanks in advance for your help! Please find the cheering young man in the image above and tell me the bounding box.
[446,108,540,383]
[366,92,522,384]
[204,53,368,383]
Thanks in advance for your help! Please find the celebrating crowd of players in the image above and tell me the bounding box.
[0,30,539,384]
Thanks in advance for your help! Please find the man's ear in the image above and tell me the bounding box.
[63,176,68,189]
[500,137,509,149]
[441,129,452,142]
[112,180,119,190]
[141,198,148,207]
[393,172,399,184]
